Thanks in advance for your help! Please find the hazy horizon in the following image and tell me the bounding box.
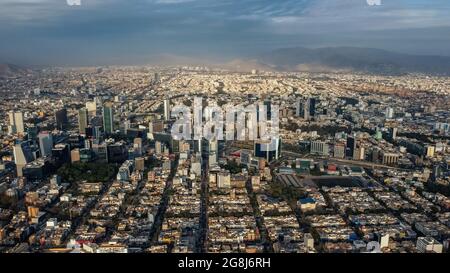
[1,0,450,66]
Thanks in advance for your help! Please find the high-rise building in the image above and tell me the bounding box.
[38,132,53,157]
[254,138,281,162]
[103,103,114,134]
[346,136,356,158]
[382,152,399,166]
[353,147,365,161]
[135,157,145,171]
[426,145,435,158]
[153,72,160,84]
[388,127,398,141]
[13,141,34,177]
[78,108,89,135]
[263,100,272,120]
[27,125,39,143]
[92,141,108,162]
[55,108,68,130]
[295,97,315,120]
[416,237,443,253]
[8,111,25,134]
[133,137,143,156]
[86,101,97,115]
[308,97,316,118]
[303,99,310,120]
[310,141,329,156]
[107,142,128,163]
[52,143,71,165]
[163,99,170,121]
[295,98,302,117]
[333,143,346,158]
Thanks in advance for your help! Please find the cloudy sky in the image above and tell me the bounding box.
[1,0,450,65]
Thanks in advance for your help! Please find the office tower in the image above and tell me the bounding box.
[92,141,108,162]
[86,100,97,115]
[27,125,39,143]
[18,114,28,135]
[133,138,143,156]
[333,143,346,158]
[431,164,442,182]
[388,127,398,141]
[8,111,25,134]
[163,99,170,121]
[38,132,53,157]
[382,152,399,165]
[93,126,102,140]
[296,98,315,120]
[135,157,145,171]
[153,72,160,84]
[78,108,89,135]
[303,99,310,120]
[103,103,114,134]
[117,160,134,182]
[52,143,71,165]
[302,99,309,120]
[123,120,131,134]
[13,141,34,177]
[55,108,68,130]
[263,100,272,120]
[310,141,329,156]
[426,145,435,158]
[295,98,302,117]
[308,97,316,118]
[353,147,365,161]
[346,136,356,158]
[254,138,281,162]
[67,134,85,149]
[107,142,128,164]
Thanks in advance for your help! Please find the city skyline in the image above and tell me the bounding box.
[0,0,449,263]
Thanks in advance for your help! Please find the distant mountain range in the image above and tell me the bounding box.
[153,47,450,75]
[253,47,450,75]
[2,47,450,75]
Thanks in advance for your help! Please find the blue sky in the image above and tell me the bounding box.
[1,0,450,65]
